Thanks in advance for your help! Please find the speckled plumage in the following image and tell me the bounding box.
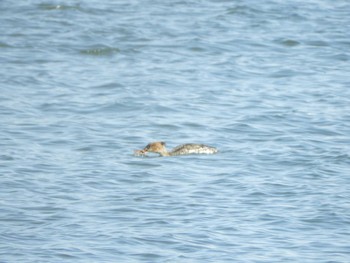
[135,142,218,157]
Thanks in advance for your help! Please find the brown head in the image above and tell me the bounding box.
[135,141,169,156]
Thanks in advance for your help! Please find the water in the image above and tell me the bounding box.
[1,0,350,262]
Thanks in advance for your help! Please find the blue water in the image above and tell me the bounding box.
[1,0,350,262]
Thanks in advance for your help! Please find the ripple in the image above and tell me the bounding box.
[0,42,12,48]
[80,46,120,56]
[276,38,300,47]
[38,3,82,11]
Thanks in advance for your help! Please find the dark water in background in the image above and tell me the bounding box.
[1,0,350,262]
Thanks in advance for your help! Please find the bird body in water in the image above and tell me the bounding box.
[134,141,218,157]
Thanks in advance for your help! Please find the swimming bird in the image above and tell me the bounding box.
[134,141,218,157]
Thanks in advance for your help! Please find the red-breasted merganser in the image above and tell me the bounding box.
[134,141,218,157]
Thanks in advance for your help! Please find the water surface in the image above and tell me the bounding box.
[1,0,350,262]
